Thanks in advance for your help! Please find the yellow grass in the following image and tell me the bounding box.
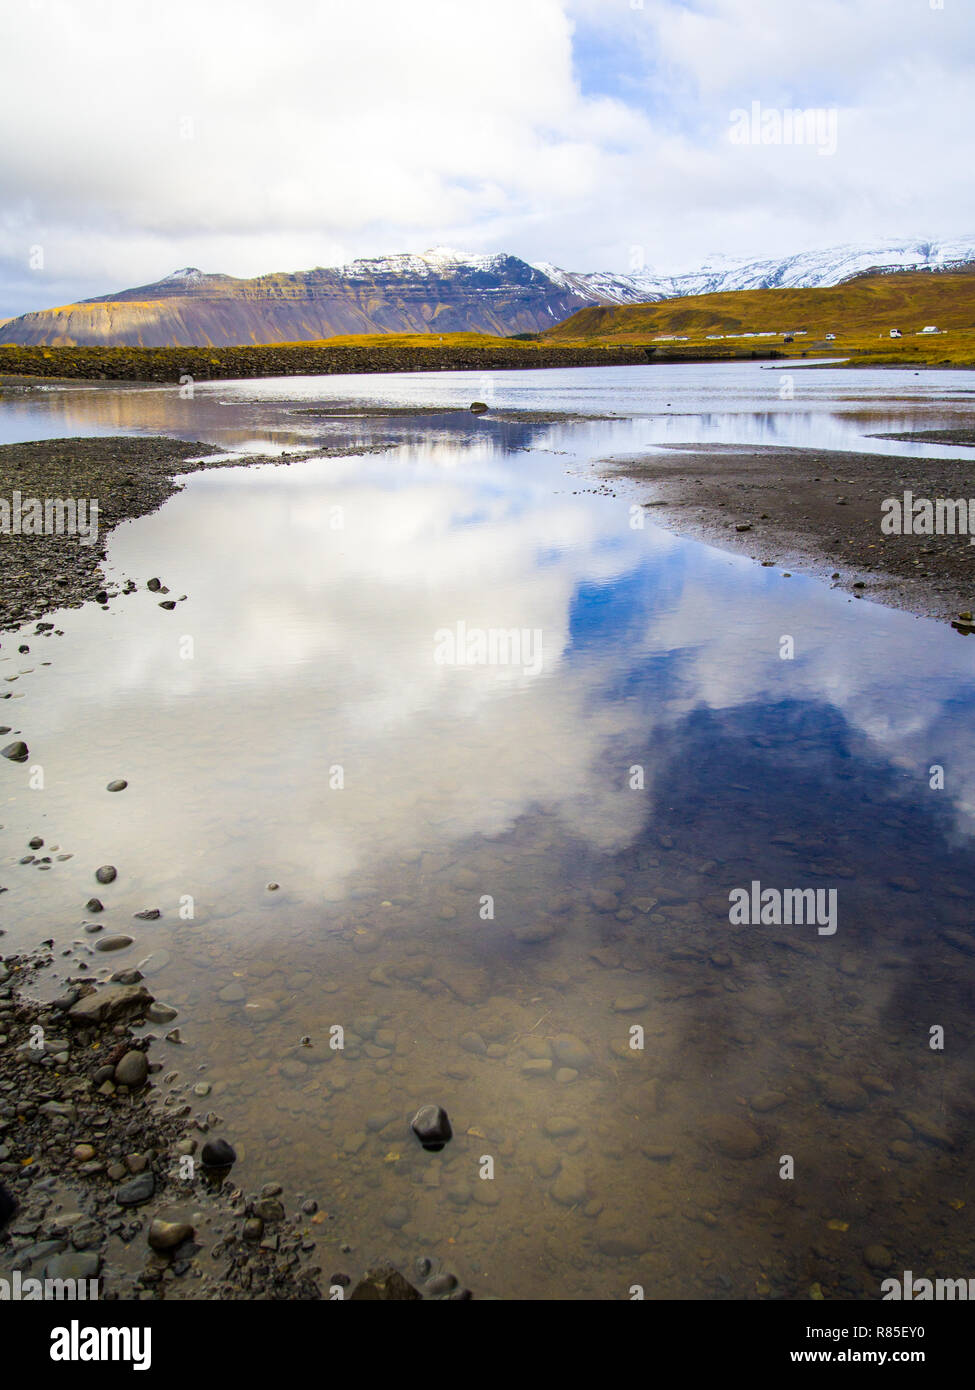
[543,267,975,364]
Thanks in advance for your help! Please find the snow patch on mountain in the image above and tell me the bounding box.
[535,237,975,307]
[161,267,209,284]
[336,247,515,280]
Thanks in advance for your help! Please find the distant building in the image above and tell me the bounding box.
[920,325,939,334]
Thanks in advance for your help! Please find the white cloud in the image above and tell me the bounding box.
[0,0,973,314]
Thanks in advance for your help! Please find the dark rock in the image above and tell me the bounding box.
[85,898,104,913]
[551,1033,593,1070]
[201,1137,236,1168]
[411,1103,452,1151]
[148,1218,193,1252]
[0,1181,16,1229]
[1,741,29,763]
[818,1076,868,1113]
[67,983,153,1025]
[114,1050,148,1088]
[703,1114,764,1159]
[115,1171,155,1206]
[256,1197,285,1223]
[349,1265,422,1300]
[13,1240,65,1270]
[425,1272,458,1296]
[134,909,161,921]
[45,1251,101,1280]
[146,578,162,591]
[146,1002,178,1023]
[864,1244,893,1271]
[95,865,117,884]
[69,1217,103,1249]
[110,969,143,985]
[469,401,489,414]
[106,780,128,792]
[597,1230,649,1257]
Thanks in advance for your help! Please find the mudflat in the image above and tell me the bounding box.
[601,436,975,624]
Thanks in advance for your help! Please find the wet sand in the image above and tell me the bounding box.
[870,427,975,447]
[600,439,975,624]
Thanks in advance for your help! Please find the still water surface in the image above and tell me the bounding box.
[2,363,974,1298]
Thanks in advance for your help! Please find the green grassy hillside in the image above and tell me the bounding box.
[543,266,975,365]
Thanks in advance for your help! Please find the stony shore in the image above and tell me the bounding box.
[601,437,975,624]
[1,437,222,633]
[0,952,326,1298]
[0,434,391,634]
[0,954,467,1299]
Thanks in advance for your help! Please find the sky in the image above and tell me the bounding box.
[1,0,974,317]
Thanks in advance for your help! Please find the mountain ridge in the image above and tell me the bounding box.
[2,238,974,348]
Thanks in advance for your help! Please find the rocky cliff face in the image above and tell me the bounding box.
[0,251,592,347]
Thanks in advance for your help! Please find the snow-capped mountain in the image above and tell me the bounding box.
[159,267,211,286]
[335,247,517,279]
[540,237,975,305]
[1,238,972,347]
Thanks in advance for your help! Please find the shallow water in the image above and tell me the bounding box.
[2,362,975,1299]
[5,360,975,460]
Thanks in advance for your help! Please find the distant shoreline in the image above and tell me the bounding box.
[0,340,655,385]
[2,340,971,386]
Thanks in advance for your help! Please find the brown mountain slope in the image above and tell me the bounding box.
[0,257,590,348]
